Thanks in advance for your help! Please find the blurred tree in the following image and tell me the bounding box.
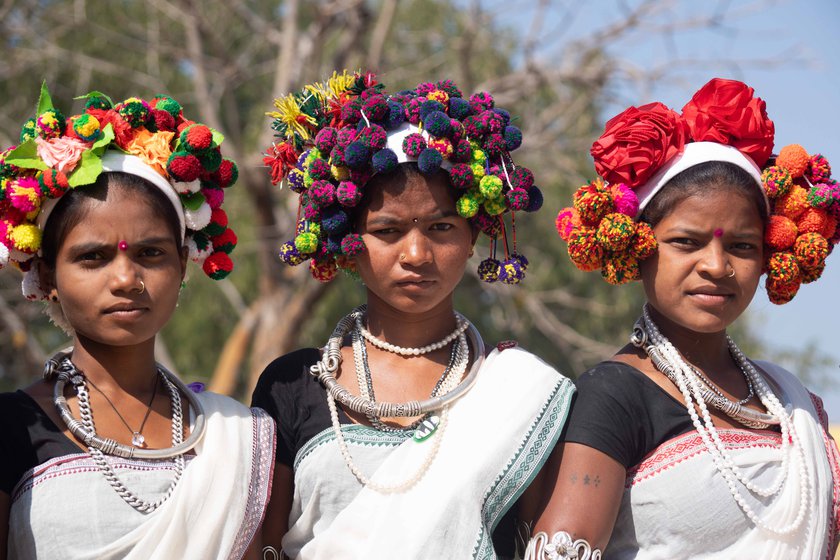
[0,0,826,397]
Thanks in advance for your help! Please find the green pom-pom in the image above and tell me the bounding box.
[85,96,113,110]
[478,175,503,199]
[483,197,507,216]
[20,118,37,143]
[456,194,481,218]
[294,232,319,254]
[154,95,182,118]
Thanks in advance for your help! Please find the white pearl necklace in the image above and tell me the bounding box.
[636,306,811,536]
[356,315,469,356]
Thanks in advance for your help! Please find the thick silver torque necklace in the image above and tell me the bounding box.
[46,351,207,513]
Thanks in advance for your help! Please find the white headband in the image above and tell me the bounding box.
[635,141,767,217]
[384,123,454,170]
[36,152,186,241]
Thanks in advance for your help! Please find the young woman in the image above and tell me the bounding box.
[0,86,274,559]
[252,71,575,558]
[529,78,840,558]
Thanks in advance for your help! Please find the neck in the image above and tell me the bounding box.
[364,293,459,349]
[70,335,159,395]
[646,305,733,374]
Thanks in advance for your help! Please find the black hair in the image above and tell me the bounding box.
[639,160,768,227]
[40,172,183,268]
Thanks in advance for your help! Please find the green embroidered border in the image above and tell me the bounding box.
[294,424,411,471]
[471,376,575,559]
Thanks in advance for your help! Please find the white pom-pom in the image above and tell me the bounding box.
[184,202,212,231]
[186,235,212,264]
[0,243,9,269]
[21,267,45,301]
[175,179,202,195]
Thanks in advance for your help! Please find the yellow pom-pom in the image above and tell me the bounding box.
[10,223,42,253]
[470,162,485,184]
[294,232,319,254]
[483,197,507,216]
[479,175,503,199]
[331,165,349,180]
[595,213,635,252]
[456,195,480,218]
[776,144,810,178]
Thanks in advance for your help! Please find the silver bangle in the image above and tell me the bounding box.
[523,530,602,560]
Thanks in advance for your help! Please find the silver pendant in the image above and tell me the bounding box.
[413,415,440,442]
[131,432,146,447]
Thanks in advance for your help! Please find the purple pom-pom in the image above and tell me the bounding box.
[494,108,511,127]
[477,258,501,283]
[310,180,336,207]
[325,236,343,255]
[287,168,306,193]
[526,186,543,212]
[372,149,399,174]
[499,258,525,284]
[386,101,407,129]
[336,181,363,207]
[403,133,427,158]
[419,100,445,122]
[424,111,453,138]
[449,163,474,189]
[344,141,371,170]
[511,252,529,270]
[511,167,534,190]
[504,126,522,151]
[315,128,338,154]
[297,149,310,169]
[321,207,350,235]
[506,188,530,211]
[341,233,366,257]
[449,97,471,120]
[279,240,305,266]
[417,148,443,174]
[308,157,332,180]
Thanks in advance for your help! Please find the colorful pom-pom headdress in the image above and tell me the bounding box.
[263,70,540,284]
[555,77,839,304]
[0,83,240,301]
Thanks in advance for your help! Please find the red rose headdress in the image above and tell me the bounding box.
[555,77,839,304]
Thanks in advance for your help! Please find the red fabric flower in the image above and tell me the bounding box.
[591,102,689,189]
[682,78,775,167]
[263,142,299,185]
[87,109,136,149]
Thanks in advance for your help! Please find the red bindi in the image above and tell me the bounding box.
[713,228,724,238]
[118,240,128,251]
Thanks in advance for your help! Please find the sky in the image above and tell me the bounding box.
[521,0,840,414]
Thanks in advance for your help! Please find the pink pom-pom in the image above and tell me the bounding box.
[610,183,639,217]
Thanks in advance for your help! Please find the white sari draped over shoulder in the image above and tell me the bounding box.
[8,391,275,560]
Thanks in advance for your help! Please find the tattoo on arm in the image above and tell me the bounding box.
[569,472,602,487]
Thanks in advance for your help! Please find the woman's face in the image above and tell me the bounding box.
[353,171,476,316]
[42,186,186,348]
[640,188,764,336]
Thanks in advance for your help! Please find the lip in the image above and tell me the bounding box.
[686,287,734,306]
[103,302,148,317]
[395,277,436,290]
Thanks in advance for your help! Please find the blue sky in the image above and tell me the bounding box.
[520,1,840,413]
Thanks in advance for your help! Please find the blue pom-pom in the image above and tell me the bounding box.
[326,235,343,255]
[417,148,443,175]
[494,108,511,127]
[372,149,399,174]
[449,97,471,120]
[296,149,310,169]
[344,141,371,170]
[504,126,522,150]
[321,206,350,235]
[526,186,543,212]
[424,111,453,137]
[385,101,407,129]
[499,259,526,285]
[419,100,445,122]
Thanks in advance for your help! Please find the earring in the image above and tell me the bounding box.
[468,248,475,257]
[137,280,146,294]
[49,291,59,303]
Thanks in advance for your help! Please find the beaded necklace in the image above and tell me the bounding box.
[633,306,810,535]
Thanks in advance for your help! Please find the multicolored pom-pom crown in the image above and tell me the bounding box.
[263,70,541,284]
[0,82,240,300]
[555,77,839,304]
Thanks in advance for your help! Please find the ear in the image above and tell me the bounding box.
[470,227,480,248]
[36,257,58,299]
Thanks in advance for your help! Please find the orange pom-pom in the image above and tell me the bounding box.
[765,251,800,284]
[629,221,658,259]
[567,227,603,272]
[793,232,829,272]
[801,261,826,284]
[601,254,640,285]
[766,276,800,305]
[573,180,613,226]
[776,144,810,178]
[596,213,636,252]
[555,207,580,241]
[796,207,830,235]
[764,215,798,251]
[775,185,809,221]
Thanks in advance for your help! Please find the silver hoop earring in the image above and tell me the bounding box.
[727,268,735,278]
[138,280,146,294]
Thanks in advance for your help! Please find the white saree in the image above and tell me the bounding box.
[283,346,574,560]
[8,391,276,560]
[608,361,840,559]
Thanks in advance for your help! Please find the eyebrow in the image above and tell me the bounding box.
[366,210,460,227]
[66,237,177,253]
[663,226,761,239]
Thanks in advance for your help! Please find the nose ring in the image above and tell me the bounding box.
[137,280,146,294]
[727,267,735,278]
[399,254,406,262]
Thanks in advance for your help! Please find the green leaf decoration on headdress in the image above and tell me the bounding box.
[68,150,103,187]
[36,81,55,115]
[3,140,48,171]
[91,123,115,154]
[75,91,115,108]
